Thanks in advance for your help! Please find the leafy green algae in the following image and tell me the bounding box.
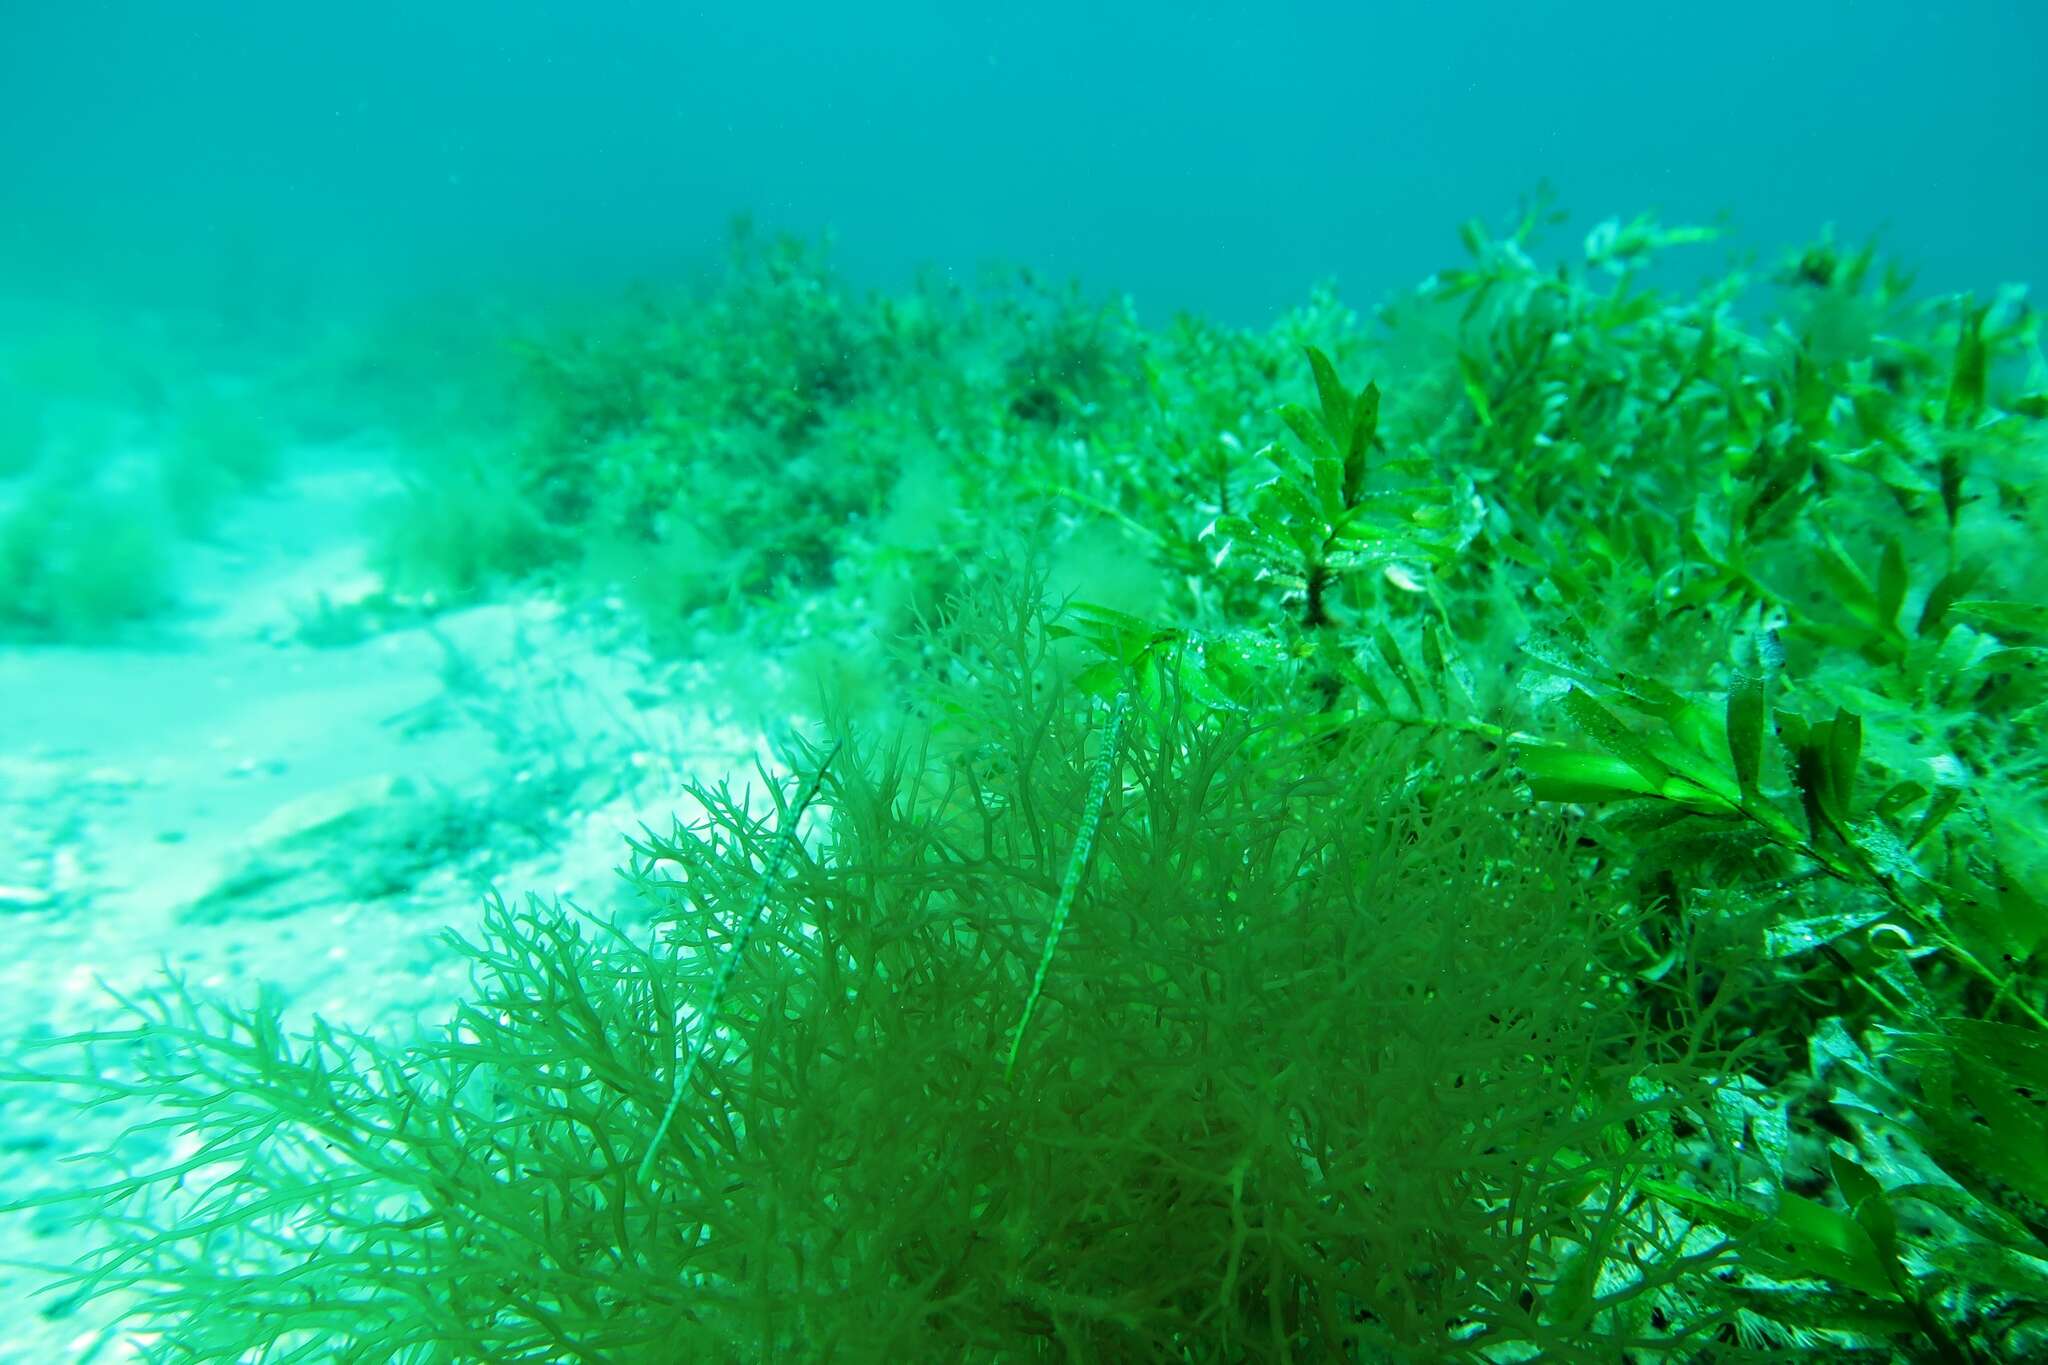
[5,204,2047,1360]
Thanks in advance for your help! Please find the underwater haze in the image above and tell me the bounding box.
[3,0,2044,320]
[4,3,2048,1363]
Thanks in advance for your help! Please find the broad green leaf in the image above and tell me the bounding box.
[1344,382,1379,508]
[1872,781,1927,822]
[1917,561,1984,636]
[1517,745,1663,803]
[1884,1180,2044,1254]
[1279,403,1336,462]
[1264,478,1328,555]
[1907,785,1963,851]
[1750,1192,1898,1299]
[1655,773,1744,815]
[1943,1019,2048,1099]
[1764,908,1889,960]
[1949,599,2048,641]
[1312,452,1344,522]
[1609,672,1690,721]
[1814,532,1877,620]
[1355,668,1391,713]
[1727,674,1765,797]
[1419,618,1447,678]
[1876,537,1908,628]
[1206,514,1268,562]
[1940,450,1965,528]
[1839,439,1939,496]
[1824,707,1862,815]
[1636,1175,1755,1230]
[1071,659,1121,700]
[1643,731,1742,812]
[1457,353,1494,427]
[1373,625,1424,710]
[1304,346,1349,449]
[1945,301,1988,428]
[1792,740,1831,837]
[1561,687,1668,790]
[1831,1152,1900,1273]
[1941,1050,2048,1205]
[1244,500,1300,562]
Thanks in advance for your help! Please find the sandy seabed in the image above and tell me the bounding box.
[0,445,774,1361]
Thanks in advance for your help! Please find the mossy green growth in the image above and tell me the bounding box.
[154,390,284,537]
[0,482,174,641]
[1,583,1735,1361]
[369,447,567,603]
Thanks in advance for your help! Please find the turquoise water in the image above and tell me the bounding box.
[4,2,2043,322]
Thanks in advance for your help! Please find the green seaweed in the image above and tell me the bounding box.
[1,580,1741,1360]
[5,202,2046,1360]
